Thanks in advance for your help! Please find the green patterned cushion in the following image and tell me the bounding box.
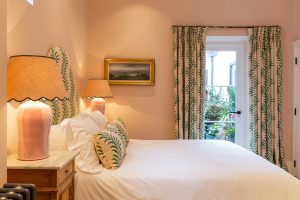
[106,118,129,146]
[93,129,126,170]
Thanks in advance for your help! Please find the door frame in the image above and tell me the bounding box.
[293,39,300,176]
[206,36,248,148]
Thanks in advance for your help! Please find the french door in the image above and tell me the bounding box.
[294,39,300,177]
[204,36,248,147]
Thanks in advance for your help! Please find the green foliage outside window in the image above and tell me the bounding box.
[205,86,236,142]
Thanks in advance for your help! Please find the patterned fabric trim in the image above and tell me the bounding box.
[45,46,80,124]
[248,26,287,170]
[173,26,207,139]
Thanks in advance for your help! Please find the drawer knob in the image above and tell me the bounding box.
[65,170,69,173]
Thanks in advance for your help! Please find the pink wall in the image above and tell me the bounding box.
[7,0,88,154]
[0,0,7,185]
[7,0,87,91]
[87,0,295,160]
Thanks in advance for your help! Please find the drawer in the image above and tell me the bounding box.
[7,169,56,187]
[57,160,74,186]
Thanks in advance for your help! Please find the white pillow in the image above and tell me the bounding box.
[49,124,68,151]
[78,110,107,130]
[61,114,101,151]
[75,139,104,174]
[59,111,107,173]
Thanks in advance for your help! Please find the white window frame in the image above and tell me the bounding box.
[26,0,34,5]
[206,36,249,148]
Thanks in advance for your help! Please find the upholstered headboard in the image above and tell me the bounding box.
[44,46,80,124]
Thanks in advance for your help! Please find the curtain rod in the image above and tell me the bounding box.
[172,25,280,29]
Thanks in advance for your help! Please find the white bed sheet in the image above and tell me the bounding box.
[75,140,300,200]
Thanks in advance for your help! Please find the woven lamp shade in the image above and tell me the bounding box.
[7,55,67,102]
[83,79,113,98]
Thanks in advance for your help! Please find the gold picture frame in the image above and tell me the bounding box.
[104,58,155,85]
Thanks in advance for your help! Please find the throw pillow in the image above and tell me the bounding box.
[93,129,126,170]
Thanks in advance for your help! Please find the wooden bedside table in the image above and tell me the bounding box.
[7,151,78,200]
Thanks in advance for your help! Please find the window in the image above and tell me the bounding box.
[26,0,34,5]
[204,36,248,147]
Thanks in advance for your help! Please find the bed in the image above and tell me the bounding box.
[45,46,300,200]
[74,139,300,200]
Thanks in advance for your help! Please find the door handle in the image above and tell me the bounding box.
[229,111,241,115]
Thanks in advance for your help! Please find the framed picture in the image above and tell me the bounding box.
[104,58,155,85]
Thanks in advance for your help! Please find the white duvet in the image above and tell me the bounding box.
[75,140,300,200]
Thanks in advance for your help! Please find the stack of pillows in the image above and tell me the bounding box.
[49,110,129,173]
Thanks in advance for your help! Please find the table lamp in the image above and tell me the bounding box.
[7,55,67,160]
[83,79,113,114]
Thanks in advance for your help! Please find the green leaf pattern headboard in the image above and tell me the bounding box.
[45,46,80,124]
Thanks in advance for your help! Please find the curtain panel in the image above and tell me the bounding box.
[173,26,207,139]
[248,26,287,170]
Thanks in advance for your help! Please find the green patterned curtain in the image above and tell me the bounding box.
[248,26,287,170]
[173,26,207,139]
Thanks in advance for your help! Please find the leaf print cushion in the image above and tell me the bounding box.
[106,118,129,147]
[93,129,126,170]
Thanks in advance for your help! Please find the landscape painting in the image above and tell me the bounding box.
[104,59,155,85]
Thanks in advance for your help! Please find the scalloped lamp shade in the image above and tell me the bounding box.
[7,56,67,102]
[83,79,113,114]
[7,55,67,161]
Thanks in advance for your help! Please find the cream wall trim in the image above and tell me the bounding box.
[0,0,7,185]
[287,160,295,176]
[293,39,300,178]
[294,40,300,47]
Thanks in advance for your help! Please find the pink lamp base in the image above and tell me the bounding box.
[17,101,52,160]
[90,98,106,114]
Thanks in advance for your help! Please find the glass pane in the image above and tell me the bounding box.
[205,51,237,142]
[205,51,236,86]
